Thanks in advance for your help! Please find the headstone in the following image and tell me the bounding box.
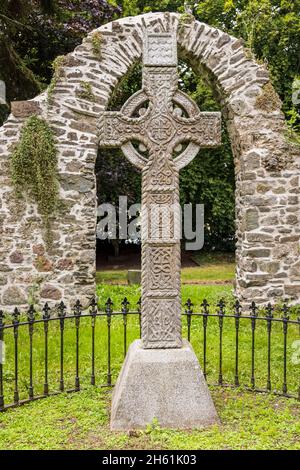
[127,269,141,285]
[99,29,221,430]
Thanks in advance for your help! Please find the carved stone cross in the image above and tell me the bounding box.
[99,32,221,349]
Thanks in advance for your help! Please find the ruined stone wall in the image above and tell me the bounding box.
[0,12,299,309]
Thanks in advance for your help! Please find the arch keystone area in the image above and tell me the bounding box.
[0,12,299,309]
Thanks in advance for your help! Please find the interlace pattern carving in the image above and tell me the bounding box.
[98,31,221,348]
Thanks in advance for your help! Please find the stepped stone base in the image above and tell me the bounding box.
[111,339,220,430]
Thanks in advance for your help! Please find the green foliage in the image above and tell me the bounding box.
[0,1,43,120]
[91,31,103,55]
[96,149,141,207]
[47,55,66,105]
[0,387,299,449]
[120,0,300,132]
[10,115,59,242]
[176,62,235,249]
[194,0,300,130]
[77,81,95,101]
[180,142,235,251]
[256,82,282,111]
[108,61,142,110]
[285,127,300,146]
[98,58,235,250]
[120,0,183,17]
[96,61,142,208]
[0,1,119,125]
[110,1,299,250]
[178,12,195,25]
[0,281,299,449]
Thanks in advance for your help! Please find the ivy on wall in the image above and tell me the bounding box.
[47,55,66,105]
[91,31,103,56]
[10,115,59,243]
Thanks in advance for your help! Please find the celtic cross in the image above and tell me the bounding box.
[99,32,221,349]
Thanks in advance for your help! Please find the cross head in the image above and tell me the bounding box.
[99,31,221,349]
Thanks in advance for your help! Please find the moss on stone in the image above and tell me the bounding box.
[10,115,59,245]
[179,13,195,26]
[244,47,255,60]
[256,183,271,193]
[47,55,67,105]
[284,128,300,147]
[255,82,282,112]
[77,81,95,102]
[28,278,43,306]
[91,31,103,56]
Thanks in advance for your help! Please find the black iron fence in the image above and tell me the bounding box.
[0,298,299,412]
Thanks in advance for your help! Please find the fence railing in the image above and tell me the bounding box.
[0,297,299,411]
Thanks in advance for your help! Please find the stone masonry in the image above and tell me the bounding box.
[0,12,299,309]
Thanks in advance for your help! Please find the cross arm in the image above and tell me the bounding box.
[98,111,147,148]
[173,112,222,148]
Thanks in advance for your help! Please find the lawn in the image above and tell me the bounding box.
[0,387,299,450]
[0,255,299,450]
[96,251,236,284]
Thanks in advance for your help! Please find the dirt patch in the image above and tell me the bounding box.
[183,280,233,285]
[97,246,198,270]
[100,279,233,286]
[65,424,164,450]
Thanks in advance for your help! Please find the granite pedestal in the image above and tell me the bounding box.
[111,340,220,430]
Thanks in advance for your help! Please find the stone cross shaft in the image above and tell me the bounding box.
[99,32,221,349]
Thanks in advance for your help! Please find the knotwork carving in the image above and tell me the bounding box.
[147,246,176,290]
[146,298,181,347]
[98,31,221,349]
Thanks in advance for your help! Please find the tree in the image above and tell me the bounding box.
[0,0,120,121]
[194,0,300,130]
[179,64,235,251]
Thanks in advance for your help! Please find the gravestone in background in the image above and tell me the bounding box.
[127,270,141,285]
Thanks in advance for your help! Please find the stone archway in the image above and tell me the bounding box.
[0,12,299,309]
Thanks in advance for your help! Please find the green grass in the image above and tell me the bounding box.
[96,266,235,284]
[96,283,234,311]
[1,284,299,407]
[0,261,299,450]
[181,265,234,282]
[0,387,299,450]
[96,270,128,284]
[96,251,235,284]
[186,251,235,282]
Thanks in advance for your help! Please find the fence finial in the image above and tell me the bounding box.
[12,307,20,325]
[58,301,67,318]
[42,303,51,320]
[74,299,82,316]
[27,305,36,323]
